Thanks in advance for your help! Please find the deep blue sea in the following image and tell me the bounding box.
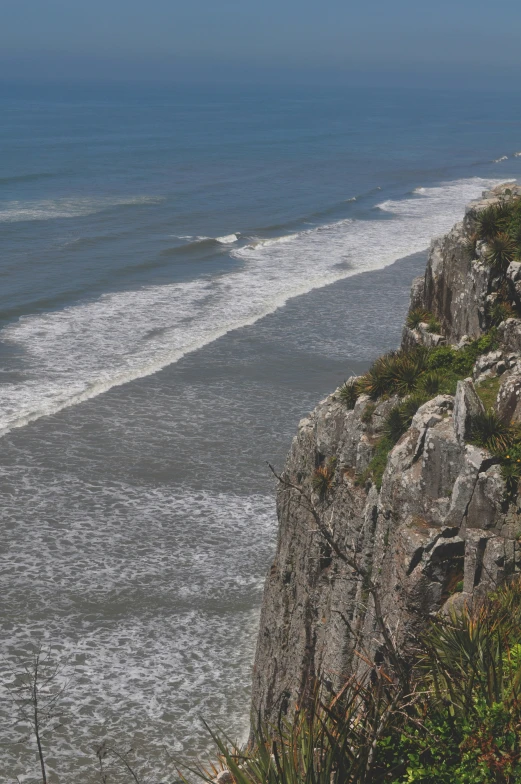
[1,82,521,781]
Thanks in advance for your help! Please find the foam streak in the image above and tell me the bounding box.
[0,177,502,435]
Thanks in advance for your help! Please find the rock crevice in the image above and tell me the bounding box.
[251,185,521,725]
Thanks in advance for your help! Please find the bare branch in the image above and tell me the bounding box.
[267,462,410,690]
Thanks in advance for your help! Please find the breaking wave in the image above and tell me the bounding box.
[0,176,503,436]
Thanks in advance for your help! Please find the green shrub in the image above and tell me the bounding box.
[475,375,502,410]
[451,349,477,377]
[487,297,516,326]
[426,345,457,370]
[420,370,443,396]
[474,328,500,355]
[426,315,442,334]
[338,380,359,409]
[356,331,500,411]
[361,402,376,423]
[357,436,393,489]
[196,579,521,784]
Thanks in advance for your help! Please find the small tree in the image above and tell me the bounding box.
[8,644,69,784]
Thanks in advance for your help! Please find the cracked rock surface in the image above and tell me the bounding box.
[251,186,521,725]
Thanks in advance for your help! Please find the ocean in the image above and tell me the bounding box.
[1,81,521,781]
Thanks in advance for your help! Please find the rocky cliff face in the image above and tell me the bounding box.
[251,184,521,725]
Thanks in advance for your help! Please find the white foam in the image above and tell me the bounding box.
[215,233,238,244]
[0,478,276,779]
[246,232,300,249]
[515,152,521,158]
[0,177,504,436]
[493,156,508,163]
[0,195,163,223]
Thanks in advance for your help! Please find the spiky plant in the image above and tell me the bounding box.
[472,204,500,241]
[312,463,335,499]
[420,370,443,396]
[406,308,429,330]
[487,298,516,327]
[400,394,427,428]
[359,350,429,400]
[472,202,510,242]
[338,380,359,410]
[470,410,517,453]
[420,579,521,715]
[187,672,404,784]
[388,351,428,396]
[384,406,407,444]
[383,394,427,445]
[391,357,421,396]
[484,231,517,271]
[358,354,396,400]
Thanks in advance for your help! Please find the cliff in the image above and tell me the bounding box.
[251,183,521,725]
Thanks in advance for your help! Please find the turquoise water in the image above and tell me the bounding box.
[1,82,521,781]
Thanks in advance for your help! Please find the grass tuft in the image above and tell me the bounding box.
[361,402,376,424]
[475,375,502,410]
[426,315,442,334]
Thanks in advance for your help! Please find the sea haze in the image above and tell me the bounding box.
[0,82,521,781]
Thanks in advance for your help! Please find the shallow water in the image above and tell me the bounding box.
[0,252,426,781]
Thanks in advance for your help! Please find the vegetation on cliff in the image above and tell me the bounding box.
[246,186,521,783]
[352,329,500,488]
[342,185,521,491]
[196,580,521,784]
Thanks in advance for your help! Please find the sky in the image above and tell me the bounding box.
[2,0,521,88]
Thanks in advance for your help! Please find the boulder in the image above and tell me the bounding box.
[496,365,521,424]
[499,318,521,354]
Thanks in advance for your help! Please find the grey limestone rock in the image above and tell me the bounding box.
[496,363,521,424]
[499,319,521,354]
[453,378,484,444]
[251,187,521,726]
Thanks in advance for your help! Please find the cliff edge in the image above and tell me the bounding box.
[251,183,521,724]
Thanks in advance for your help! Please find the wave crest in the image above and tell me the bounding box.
[0,176,504,436]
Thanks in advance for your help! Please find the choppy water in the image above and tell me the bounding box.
[1,82,521,781]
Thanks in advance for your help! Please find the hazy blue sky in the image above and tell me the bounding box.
[2,0,521,87]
